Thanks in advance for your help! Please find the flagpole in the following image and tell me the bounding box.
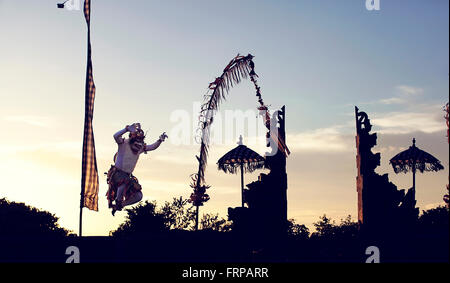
[79,200,83,237]
[240,163,244,208]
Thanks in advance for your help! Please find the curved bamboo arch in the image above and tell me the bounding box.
[188,54,289,214]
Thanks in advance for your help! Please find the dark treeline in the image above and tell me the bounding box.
[0,197,448,262]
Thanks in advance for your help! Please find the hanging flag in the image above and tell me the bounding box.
[80,0,99,211]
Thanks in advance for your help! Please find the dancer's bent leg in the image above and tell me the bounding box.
[122,191,143,207]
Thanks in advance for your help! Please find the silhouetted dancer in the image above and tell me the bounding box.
[106,123,167,216]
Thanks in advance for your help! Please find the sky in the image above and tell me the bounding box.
[0,0,448,236]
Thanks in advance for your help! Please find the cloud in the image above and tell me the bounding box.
[395,85,424,96]
[0,140,116,162]
[372,111,445,135]
[4,115,54,128]
[377,85,424,105]
[376,145,407,155]
[287,126,354,153]
[0,141,77,155]
[379,97,406,105]
[285,97,444,153]
[354,84,445,135]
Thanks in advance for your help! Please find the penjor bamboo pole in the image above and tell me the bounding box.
[195,205,199,231]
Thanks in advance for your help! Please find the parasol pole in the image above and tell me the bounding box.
[240,163,245,207]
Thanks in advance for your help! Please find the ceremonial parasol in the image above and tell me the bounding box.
[390,138,444,192]
[217,136,265,207]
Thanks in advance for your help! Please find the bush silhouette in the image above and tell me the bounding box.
[111,200,167,237]
[0,198,69,237]
[418,205,449,237]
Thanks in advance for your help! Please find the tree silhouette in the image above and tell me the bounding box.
[0,198,70,237]
[200,213,232,232]
[160,196,196,230]
[311,214,359,240]
[110,197,232,236]
[311,215,335,238]
[286,219,309,240]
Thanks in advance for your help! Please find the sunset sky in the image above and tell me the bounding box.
[0,0,448,236]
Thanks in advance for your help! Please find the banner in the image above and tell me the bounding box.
[80,0,99,211]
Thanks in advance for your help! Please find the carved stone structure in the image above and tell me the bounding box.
[355,107,418,238]
[228,106,289,241]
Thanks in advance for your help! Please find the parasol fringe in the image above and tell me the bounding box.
[391,162,444,174]
[218,161,265,174]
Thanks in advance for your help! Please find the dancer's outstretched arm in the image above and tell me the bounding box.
[145,132,167,152]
